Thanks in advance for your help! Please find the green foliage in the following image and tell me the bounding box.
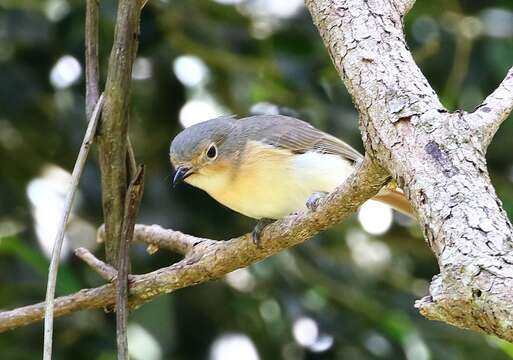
[0,0,512,359]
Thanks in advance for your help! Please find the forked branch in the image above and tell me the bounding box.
[467,66,513,149]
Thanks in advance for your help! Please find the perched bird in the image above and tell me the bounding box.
[170,115,413,243]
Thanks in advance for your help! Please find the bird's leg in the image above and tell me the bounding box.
[306,191,329,212]
[252,218,275,248]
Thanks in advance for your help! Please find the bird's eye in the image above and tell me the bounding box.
[206,144,217,159]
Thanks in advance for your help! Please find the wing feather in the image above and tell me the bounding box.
[240,115,363,162]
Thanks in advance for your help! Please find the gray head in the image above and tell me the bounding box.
[170,116,237,186]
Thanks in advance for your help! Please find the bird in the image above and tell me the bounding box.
[169,115,413,245]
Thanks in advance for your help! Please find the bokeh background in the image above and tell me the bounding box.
[1,0,513,359]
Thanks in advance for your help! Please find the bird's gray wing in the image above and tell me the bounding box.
[242,115,363,162]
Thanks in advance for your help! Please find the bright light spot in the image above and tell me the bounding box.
[179,98,226,128]
[133,57,153,80]
[45,0,70,22]
[127,323,163,360]
[481,8,513,38]
[50,55,82,89]
[459,16,482,39]
[404,333,430,360]
[365,333,392,357]
[26,165,72,259]
[358,200,393,235]
[346,230,392,272]
[173,55,210,88]
[267,0,303,18]
[225,268,256,292]
[250,102,281,115]
[259,299,281,322]
[245,0,304,19]
[292,317,319,347]
[212,0,243,4]
[309,334,334,353]
[210,333,259,360]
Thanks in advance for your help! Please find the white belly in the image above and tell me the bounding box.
[192,151,355,219]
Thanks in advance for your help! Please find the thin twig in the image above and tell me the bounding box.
[75,247,118,282]
[126,136,137,182]
[117,166,145,360]
[85,0,100,120]
[97,224,209,255]
[43,94,105,360]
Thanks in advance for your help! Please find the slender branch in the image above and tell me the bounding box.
[43,94,104,360]
[85,0,100,120]
[467,66,513,149]
[116,166,145,360]
[98,0,141,265]
[75,248,118,282]
[97,224,212,255]
[0,156,389,333]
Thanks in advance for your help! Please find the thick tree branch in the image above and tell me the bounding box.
[467,66,513,149]
[306,0,513,341]
[97,0,141,265]
[0,156,389,333]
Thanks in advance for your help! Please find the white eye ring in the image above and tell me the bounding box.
[206,144,217,160]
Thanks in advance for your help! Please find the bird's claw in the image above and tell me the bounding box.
[251,218,274,248]
[306,191,328,212]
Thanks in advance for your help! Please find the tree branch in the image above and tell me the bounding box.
[306,0,513,341]
[75,248,118,282]
[85,0,100,120]
[116,166,144,360]
[467,66,513,149]
[0,156,389,333]
[43,94,104,360]
[97,0,141,265]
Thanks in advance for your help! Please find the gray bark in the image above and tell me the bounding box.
[305,0,513,340]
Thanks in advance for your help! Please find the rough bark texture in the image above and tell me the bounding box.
[97,0,140,265]
[305,0,513,340]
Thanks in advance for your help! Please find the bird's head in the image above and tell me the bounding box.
[169,117,237,189]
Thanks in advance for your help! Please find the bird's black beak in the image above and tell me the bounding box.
[173,166,192,187]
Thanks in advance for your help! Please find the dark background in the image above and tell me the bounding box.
[1,0,513,359]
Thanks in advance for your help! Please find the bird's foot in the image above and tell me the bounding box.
[306,191,329,212]
[252,218,274,248]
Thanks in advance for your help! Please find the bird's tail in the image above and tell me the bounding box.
[372,187,416,219]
